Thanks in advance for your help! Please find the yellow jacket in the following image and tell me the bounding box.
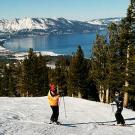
[48,91,60,106]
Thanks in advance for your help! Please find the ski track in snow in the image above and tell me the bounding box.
[0,97,135,135]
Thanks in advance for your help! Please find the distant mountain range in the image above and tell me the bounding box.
[88,17,121,26]
[0,17,122,37]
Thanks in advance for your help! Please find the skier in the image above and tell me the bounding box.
[114,91,125,126]
[48,83,61,125]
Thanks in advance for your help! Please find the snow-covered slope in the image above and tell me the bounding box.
[14,51,60,60]
[88,17,122,26]
[0,17,100,35]
[0,17,122,36]
[0,97,134,135]
[0,18,48,32]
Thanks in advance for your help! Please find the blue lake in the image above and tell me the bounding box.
[4,32,105,58]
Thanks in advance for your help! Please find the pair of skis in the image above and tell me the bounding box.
[97,123,132,127]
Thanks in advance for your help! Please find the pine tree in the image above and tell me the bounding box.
[17,60,28,96]
[106,0,135,107]
[107,22,127,102]
[36,53,49,96]
[90,35,109,102]
[17,48,38,96]
[17,49,49,96]
[8,63,17,96]
[0,63,17,96]
[54,56,69,95]
[68,46,88,98]
[123,0,135,108]
[0,62,4,96]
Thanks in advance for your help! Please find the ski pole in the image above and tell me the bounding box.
[111,102,116,113]
[63,96,67,118]
[110,103,116,124]
[111,104,114,113]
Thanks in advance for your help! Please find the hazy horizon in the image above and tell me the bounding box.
[0,0,130,21]
[0,16,123,21]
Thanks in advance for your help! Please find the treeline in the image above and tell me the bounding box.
[0,0,135,110]
[0,49,49,97]
[90,0,135,109]
[0,47,98,101]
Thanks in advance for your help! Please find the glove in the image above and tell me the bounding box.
[110,102,116,105]
[58,91,65,96]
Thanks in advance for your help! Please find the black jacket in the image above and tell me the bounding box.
[115,96,123,110]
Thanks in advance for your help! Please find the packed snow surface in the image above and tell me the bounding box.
[0,97,134,135]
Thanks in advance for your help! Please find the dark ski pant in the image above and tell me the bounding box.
[115,109,125,124]
[50,106,59,122]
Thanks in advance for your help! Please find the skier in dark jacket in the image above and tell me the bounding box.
[114,91,125,125]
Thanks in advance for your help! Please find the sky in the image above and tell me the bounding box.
[0,0,130,21]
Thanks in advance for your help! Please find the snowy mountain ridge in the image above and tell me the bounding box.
[0,17,122,36]
[88,17,122,25]
[0,17,98,34]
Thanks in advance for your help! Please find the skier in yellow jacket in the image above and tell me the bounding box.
[48,83,60,124]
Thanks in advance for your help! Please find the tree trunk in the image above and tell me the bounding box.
[124,92,128,107]
[72,93,74,97]
[78,91,82,98]
[26,91,29,97]
[99,85,104,102]
[106,88,109,103]
[123,45,129,107]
